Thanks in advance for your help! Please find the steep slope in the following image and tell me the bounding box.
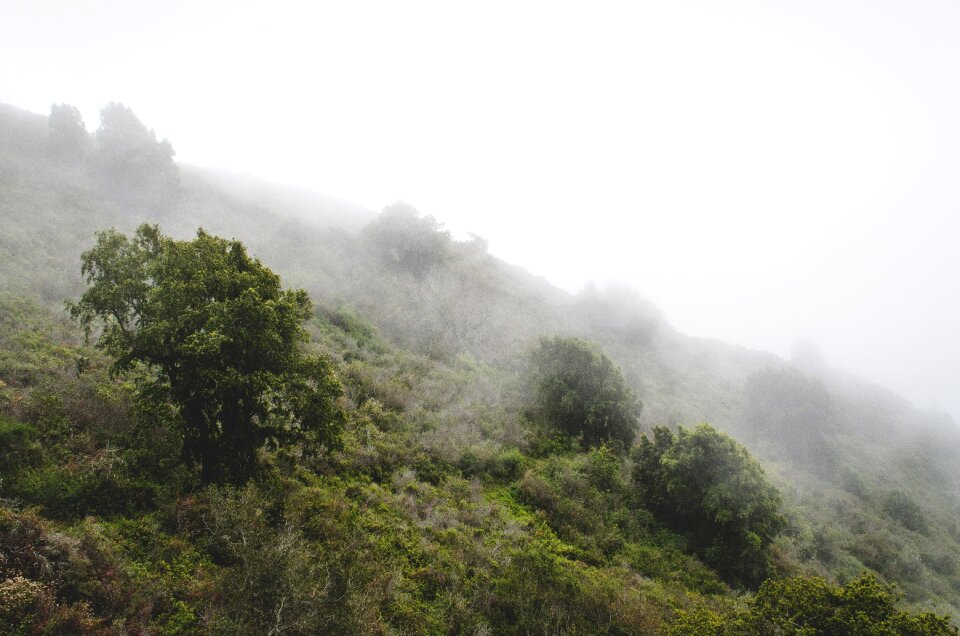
[2,101,959,624]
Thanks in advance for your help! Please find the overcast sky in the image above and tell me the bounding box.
[3,0,959,420]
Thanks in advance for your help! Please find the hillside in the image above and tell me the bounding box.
[1,101,958,634]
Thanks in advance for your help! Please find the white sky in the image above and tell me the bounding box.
[3,0,959,420]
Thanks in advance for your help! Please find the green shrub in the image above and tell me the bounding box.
[0,418,42,481]
[526,336,640,449]
[12,464,155,520]
[884,491,929,534]
[634,424,784,588]
[0,575,44,631]
[492,447,526,481]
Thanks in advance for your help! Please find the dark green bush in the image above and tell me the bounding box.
[884,491,929,534]
[634,424,784,588]
[0,417,42,480]
[527,336,639,449]
[13,464,155,520]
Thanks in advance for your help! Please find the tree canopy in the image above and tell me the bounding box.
[70,224,343,484]
[634,424,785,588]
[527,336,639,449]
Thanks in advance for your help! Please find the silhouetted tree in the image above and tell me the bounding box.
[48,103,89,164]
[741,366,837,466]
[93,102,178,204]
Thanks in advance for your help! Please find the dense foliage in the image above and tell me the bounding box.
[527,336,640,449]
[634,424,785,587]
[69,224,343,484]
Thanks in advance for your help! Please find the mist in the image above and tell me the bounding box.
[3,0,959,420]
[7,5,960,627]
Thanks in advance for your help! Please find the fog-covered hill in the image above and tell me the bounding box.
[2,101,958,633]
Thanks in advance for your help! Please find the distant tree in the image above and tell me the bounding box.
[93,102,177,202]
[362,202,451,277]
[70,224,343,484]
[48,103,89,164]
[527,336,639,449]
[741,366,837,466]
[634,424,784,588]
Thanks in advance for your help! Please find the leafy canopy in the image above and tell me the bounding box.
[634,424,785,588]
[527,336,639,449]
[70,224,343,484]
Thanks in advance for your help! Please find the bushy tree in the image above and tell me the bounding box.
[634,424,784,587]
[527,336,639,449]
[70,224,343,484]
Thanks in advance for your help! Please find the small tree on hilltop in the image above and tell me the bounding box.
[70,224,343,484]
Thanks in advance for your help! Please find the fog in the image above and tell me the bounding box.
[3,0,959,420]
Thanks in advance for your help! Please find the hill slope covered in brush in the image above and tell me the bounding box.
[1,101,958,634]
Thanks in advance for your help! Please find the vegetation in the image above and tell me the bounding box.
[634,424,785,588]
[671,574,958,635]
[69,224,343,484]
[527,336,640,449]
[92,102,178,204]
[0,101,958,633]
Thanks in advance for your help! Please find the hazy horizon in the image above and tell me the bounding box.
[3,0,959,421]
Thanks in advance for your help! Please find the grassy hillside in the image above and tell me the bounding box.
[1,101,958,633]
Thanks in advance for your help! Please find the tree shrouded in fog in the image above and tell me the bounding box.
[70,224,343,484]
[48,103,89,164]
[93,102,178,201]
[362,201,451,277]
[740,366,837,466]
[527,336,640,448]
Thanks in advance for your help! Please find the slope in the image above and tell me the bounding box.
[1,101,959,627]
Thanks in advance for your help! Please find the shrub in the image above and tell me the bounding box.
[883,491,929,534]
[0,417,42,480]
